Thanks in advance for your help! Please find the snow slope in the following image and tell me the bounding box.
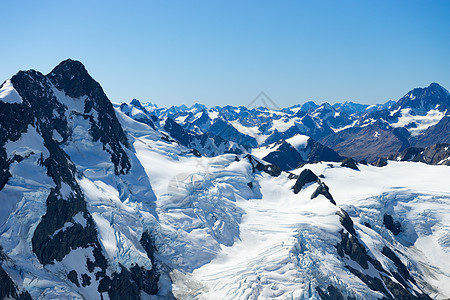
[0,79,23,104]
[2,61,450,299]
[130,128,450,299]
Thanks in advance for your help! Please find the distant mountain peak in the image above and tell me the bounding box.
[49,58,88,80]
[47,58,98,99]
[130,98,144,108]
[300,101,319,112]
[393,82,450,113]
[428,82,449,95]
[191,103,207,110]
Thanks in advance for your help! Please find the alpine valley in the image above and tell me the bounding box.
[1,59,449,300]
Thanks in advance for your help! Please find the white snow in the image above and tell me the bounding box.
[134,142,450,299]
[271,116,296,133]
[52,86,87,115]
[73,212,87,228]
[0,79,23,104]
[5,125,49,158]
[229,120,268,145]
[285,134,309,150]
[52,129,64,143]
[251,143,281,159]
[175,114,189,124]
[208,110,219,120]
[2,97,450,299]
[391,108,445,135]
[59,182,72,200]
[331,120,358,133]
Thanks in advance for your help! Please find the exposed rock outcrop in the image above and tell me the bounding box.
[383,213,402,235]
[311,182,336,205]
[293,169,318,194]
[341,158,359,170]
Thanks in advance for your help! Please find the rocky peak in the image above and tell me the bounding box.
[130,98,145,110]
[428,82,449,95]
[47,59,94,99]
[300,101,319,112]
[393,82,450,112]
[48,59,131,174]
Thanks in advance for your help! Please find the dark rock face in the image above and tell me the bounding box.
[394,143,450,165]
[316,285,346,300]
[120,101,156,129]
[373,157,388,167]
[2,68,106,270]
[293,169,318,194]
[346,265,391,297]
[382,246,414,284]
[341,158,359,170]
[261,138,342,172]
[332,206,431,299]
[263,141,303,171]
[307,139,343,163]
[209,118,258,148]
[394,147,424,162]
[416,143,450,165]
[0,99,34,189]
[68,270,80,287]
[320,124,410,162]
[246,155,282,177]
[414,117,450,148]
[334,213,429,299]
[105,266,141,300]
[335,212,385,273]
[0,266,32,300]
[311,182,336,205]
[4,69,105,271]
[1,70,69,190]
[31,191,101,265]
[337,232,370,270]
[336,209,356,236]
[163,117,244,157]
[262,164,282,177]
[383,213,402,235]
[139,231,159,294]
[164,117,194,146]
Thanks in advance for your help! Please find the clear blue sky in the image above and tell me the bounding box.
[1,0,449,107]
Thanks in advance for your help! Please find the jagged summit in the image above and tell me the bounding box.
[47,58,102,99]
[393,82,450,112]
[428,82,449,94]
[1,60,450,298]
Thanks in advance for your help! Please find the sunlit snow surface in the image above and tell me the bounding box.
[128,106,450,299]
[391,108,445,136]
[1,97,450,298]
[0,79,23,104]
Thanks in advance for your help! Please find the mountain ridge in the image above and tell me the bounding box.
[1,59,449,299]
[127,82,449,162]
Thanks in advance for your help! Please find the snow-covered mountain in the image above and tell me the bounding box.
[1,60,450,299]
[0,60,163,299]
[125,82,450,162]
[252,134,342,171]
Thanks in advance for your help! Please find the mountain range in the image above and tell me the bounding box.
[122,80,450,166]
[0,59,449,299]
